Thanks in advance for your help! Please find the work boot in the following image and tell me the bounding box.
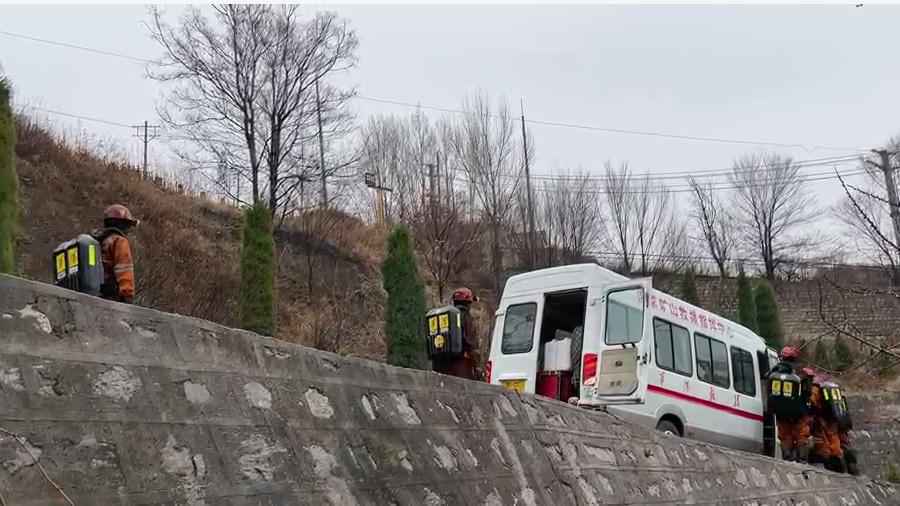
[844,449,860,476]
[825,457,846,473]
[781,447,796,462]
[796,444,811,464]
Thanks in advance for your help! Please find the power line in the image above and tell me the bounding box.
[189,157,863,193]
[26,105,132,128]
[443,158,863,189]
[0,29,153,64]
[0,27,866,152]
[524,154,864,182]
[178,135,863,182]
[383,162,864,195]
[527,168,867,194]
[355,95,865,152]
[586,249,888,271]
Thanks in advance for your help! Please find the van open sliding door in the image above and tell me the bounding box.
[758,349,777,457]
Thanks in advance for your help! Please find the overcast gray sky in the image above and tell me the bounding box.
[2,4,899,210]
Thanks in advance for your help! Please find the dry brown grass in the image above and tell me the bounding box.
[15,116,243,325]
[14,117,390,359]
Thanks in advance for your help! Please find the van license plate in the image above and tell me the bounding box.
[501,379,525,393]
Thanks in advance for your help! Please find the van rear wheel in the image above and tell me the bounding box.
[656,419,681,437]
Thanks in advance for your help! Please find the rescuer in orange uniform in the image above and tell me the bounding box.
[93,204,138,304]
[809,373,845,473]
[768,346,812,462]
[432,288,480,380]
[803,368,857,474]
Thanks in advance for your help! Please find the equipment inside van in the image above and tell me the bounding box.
[52,234,104,296]
[534,290,586,400]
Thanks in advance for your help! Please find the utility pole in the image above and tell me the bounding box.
[132,121,160,179]
[520,99,536,268]
[315,79,328,208]
[870,148,900,249]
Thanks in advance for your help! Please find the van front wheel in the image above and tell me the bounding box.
[656,419,681,437]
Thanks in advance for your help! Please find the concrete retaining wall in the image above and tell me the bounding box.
[0,274,896,505]
[849,392,900,482]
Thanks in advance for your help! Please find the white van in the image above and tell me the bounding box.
[486,263,779,454]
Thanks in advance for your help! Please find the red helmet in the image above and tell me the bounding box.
[104,204,139,225]
[452,287,477,304]
[780,346,800,360]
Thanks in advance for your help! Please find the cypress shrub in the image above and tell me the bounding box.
[754,279,784,348]
[814,339,831,369]
[832,335,853,371]
[239,204,275,336]
[382,226,426,369]
[0,76,17,274]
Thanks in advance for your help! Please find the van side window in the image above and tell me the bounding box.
[653,318,692,376]
[605,287,644,345]
[731,347,756,397]
[501,303,538,354]
[695,333,730,388]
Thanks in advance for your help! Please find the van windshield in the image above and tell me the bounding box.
[604,287,644,345]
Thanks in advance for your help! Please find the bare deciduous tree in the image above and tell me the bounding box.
[358,109,440,225]
[413,177,483,302]
[632,176,673,275]
[835,169,900,285]
[360,108,487,301]
[538,171,605,266]
[602,163,688,275]
[406,109,439,220]
[688,177,736,277]
[447,93,522,295]
[816,278,900,375]
[729,153,816,280]
[603,162,635,272]
[149,5,358,217]
[360,114,408,221]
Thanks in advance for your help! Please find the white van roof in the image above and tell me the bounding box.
[503,263,628,297]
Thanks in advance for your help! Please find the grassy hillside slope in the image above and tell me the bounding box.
[13,118,387,360]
